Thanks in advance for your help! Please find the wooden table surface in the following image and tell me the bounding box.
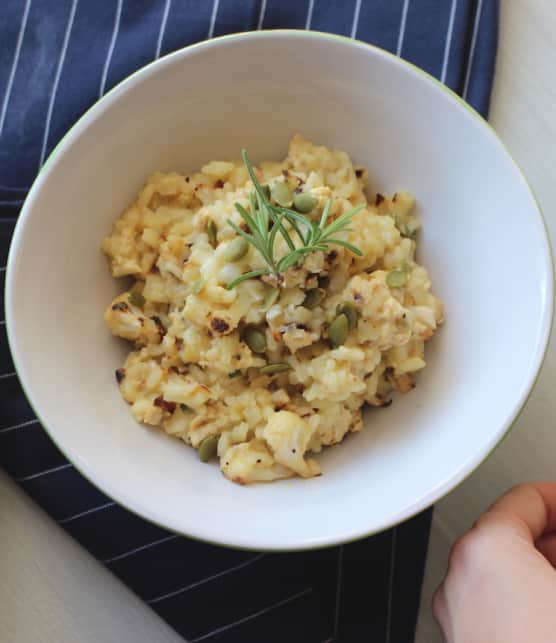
[1,2,554,641]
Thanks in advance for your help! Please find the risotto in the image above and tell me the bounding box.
[102,135,443,484]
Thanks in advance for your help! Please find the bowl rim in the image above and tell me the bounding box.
[6,29,554,551]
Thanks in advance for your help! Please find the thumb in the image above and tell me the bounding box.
[474,482,556,544]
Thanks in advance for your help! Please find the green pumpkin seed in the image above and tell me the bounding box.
[128,291,145,307]
[405,220,419,239]
[329,313,349,348]
[260,363,292,375]
[303,288,326,309]
[262,287,280,311]
[223,236,249,262]
[386,269,409,288]
[198,435,219,462]
[242,326,267,353]
[207,220,218,248]
[293,193,318,213]
[180,403,191,413]
[336,301,358,330]
[270,181,293,207]
[228,369,242,379]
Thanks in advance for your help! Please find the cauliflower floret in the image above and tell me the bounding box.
[220,440,293,484]
[105,294,162,345]
[293,347,372,404]
[262,411,320,478]
[308,402,355,446]
[199,334,265,375]
[161,373,214,409]
[342,273,411,349]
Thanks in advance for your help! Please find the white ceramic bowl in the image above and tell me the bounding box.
[7,31,553,551]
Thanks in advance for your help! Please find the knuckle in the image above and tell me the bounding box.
[511,482,536,498]
[449,528,494,572]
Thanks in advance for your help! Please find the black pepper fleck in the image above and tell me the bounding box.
[211,317,230,333]
[111,301,129,312]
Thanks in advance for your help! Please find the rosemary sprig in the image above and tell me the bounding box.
[226,150,364,289]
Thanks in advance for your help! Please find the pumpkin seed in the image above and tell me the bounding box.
[329,313,349,348]
[128,291,145,307]
[293,193,318,213]
[386,269,409,288]
[242,326,267,353]
[207,220,218,247]
[199,435,219,462]
[260,363,292,374]
[303,288,326,309]
[336,301,358,330]
[270,181,293,207]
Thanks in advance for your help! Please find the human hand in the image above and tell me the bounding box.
[433,483,556,643]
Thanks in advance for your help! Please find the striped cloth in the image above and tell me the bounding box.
[0,2,498,642]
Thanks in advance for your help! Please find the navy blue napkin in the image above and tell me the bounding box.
[0,2,498,641]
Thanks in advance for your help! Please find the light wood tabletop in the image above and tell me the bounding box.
[1,2,554,641]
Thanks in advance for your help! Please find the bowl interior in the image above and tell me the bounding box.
[7,32,552,550]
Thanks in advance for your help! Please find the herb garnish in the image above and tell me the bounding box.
[226,151,364,289]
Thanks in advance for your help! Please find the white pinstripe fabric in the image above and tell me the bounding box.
[148,553,266,604]
[0,0,31,138]
[463,0,484,99]
[441,0,458,83]
[385,526,398,643]
[102,534,180,564]
[155,0,172,59]
[16,462,72,482]
[99,0,123,98]
[58,501,116,524]
[207,0,220,38]
[38,0,79,168]
[333,545,344,640]
[190,587,313,642]
[0,419,39,434]
[305,0,315,30]
[257,0,267,29]
[396,0,410,57]
[350,0,362,39]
